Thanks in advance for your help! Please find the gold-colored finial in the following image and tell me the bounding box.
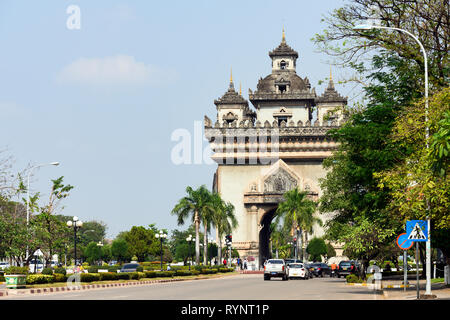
[330,67,333,81]
[230,67,233,83]
[282,27,286,43]
[239,82,242,95]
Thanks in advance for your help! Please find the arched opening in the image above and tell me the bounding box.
[280,60,286,70]
[259,208,277,268]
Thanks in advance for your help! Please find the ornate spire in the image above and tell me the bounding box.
[282,27,286,44]
[328,67,335,90]
[229,67,234,90]
[239,82,242,96]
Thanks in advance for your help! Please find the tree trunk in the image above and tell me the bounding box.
[195,211,200,266]
[203,223,208,265]
[304,232,308,262]
[218,232,222,264]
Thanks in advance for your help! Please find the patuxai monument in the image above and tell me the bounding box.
[204,30,348,269]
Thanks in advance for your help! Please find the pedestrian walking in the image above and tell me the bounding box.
[223,258,227,266]
[243,258,248,270]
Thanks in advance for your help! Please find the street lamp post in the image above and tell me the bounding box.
[66,216,83,269]
[155,230,167,271]
[353,23,431,297]
[25,161,60,262]
[186,235,193,271]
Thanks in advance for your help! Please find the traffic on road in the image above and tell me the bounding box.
[263,259,359,281]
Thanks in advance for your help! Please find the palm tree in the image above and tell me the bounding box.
[171,185,214,265]
[210,193,238,264]
[274,187,318,261]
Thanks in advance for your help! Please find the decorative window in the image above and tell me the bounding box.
[280,60,287,70]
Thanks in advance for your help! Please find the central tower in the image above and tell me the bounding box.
[204,31,347,268]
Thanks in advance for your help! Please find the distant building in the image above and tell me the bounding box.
[204,30,347,267]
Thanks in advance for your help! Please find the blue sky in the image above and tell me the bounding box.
[0,0,358,238]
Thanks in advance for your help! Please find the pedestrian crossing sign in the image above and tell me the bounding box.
[406,220,428,242]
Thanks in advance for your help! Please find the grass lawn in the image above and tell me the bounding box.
[431,277,444,284]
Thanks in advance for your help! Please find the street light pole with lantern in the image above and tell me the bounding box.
[66,216,83,269]
[186,235,193,270]
[155,230,167,271]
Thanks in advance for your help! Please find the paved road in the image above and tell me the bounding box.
[3,274,384,300]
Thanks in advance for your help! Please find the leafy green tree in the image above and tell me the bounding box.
[306,237,327,262]
[275,188,319,260]
[101,243,112,263]
[31,177,74,267]
[122,226,159,262]
[171,185,214,265]
[210,192,237,263]
[111,238,130,263]
[313,0,449,277]
[170,226,198,265]
[376,89,450,229]
[84,241,103,265]
[78,220,107,247]
[326,242,336,260]
[270,222,291,259]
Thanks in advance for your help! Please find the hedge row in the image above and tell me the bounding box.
[12,267,235,285]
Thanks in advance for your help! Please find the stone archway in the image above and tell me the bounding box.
[259,208,277,267]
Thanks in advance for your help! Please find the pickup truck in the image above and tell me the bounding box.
[264,259,288,281]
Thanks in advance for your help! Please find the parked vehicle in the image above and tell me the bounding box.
[263,259,288,281]
[284,259,302,265]
[119,263,139,273]
[0,262,10,270]
[287,263,308,280]
[336,261,357,278]
[310,263,331,277]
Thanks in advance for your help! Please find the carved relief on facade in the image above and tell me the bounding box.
[263,167,298,193]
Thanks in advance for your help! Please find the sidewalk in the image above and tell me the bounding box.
[382,280,450,300]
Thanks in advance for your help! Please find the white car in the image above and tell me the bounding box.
[287,263,308,280]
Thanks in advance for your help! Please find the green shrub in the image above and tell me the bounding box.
[88,266,100,273]
[107,266,119,273]
[80,273,100,283]
[175,270,192,276]
[128,272,139,280]
[346,274,363,283]
[117,273,130,280]
[53,267,66,275]
[82,262,89,267]
[99,272,119,281]
[0,275,5,282]
[154,271,175,278]
[26,274,54,284]
[144,271,156,278]
[201,269,218,275]
[53,273,67,282]
[5,266,28,275]
[190,270,200,276]
[136,266,144,272]
[219,268,233,273]
[42,268,53,275]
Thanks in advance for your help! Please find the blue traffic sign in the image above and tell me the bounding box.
[396,233,413,250]
[406,220,428,242]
